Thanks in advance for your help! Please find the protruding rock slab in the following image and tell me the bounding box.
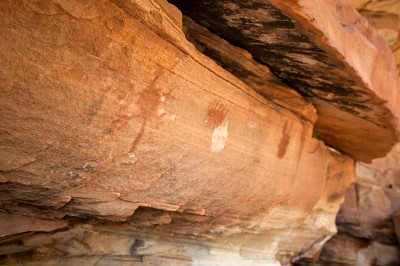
[182,16,317,123]
[0,213,67,237]
[170,0,400,162]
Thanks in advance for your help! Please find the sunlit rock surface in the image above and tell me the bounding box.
[0,0,399,265]
[305,144,400,265]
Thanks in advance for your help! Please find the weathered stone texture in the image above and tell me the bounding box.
[170,0,400,162]
[349,0,400,77]
[305,143,400,265]
[0,213,67,237]
[0,0,357,263]
[3,0,400,264]
[182,16,317,123]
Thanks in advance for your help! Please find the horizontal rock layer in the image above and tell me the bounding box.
[182,16,317,123]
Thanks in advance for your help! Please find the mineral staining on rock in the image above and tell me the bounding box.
[171,0,400,162]
[211,121,229,152]
[0,0,399,264]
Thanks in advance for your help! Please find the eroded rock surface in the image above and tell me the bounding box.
[170,0,400,162]
[348,1,400,104]
[0,0,358,264]
[182,16,317,123]
[298,144,400,265]
[1,0,400,265]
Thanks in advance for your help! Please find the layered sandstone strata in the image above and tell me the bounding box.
[171,0,400,162]
[0,0,398,265]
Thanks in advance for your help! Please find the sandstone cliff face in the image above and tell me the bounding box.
[302,144,400,265]
[0,0,399,265]
[349,0,400,71]
[300,2,400,265]
[171,0,400,162]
